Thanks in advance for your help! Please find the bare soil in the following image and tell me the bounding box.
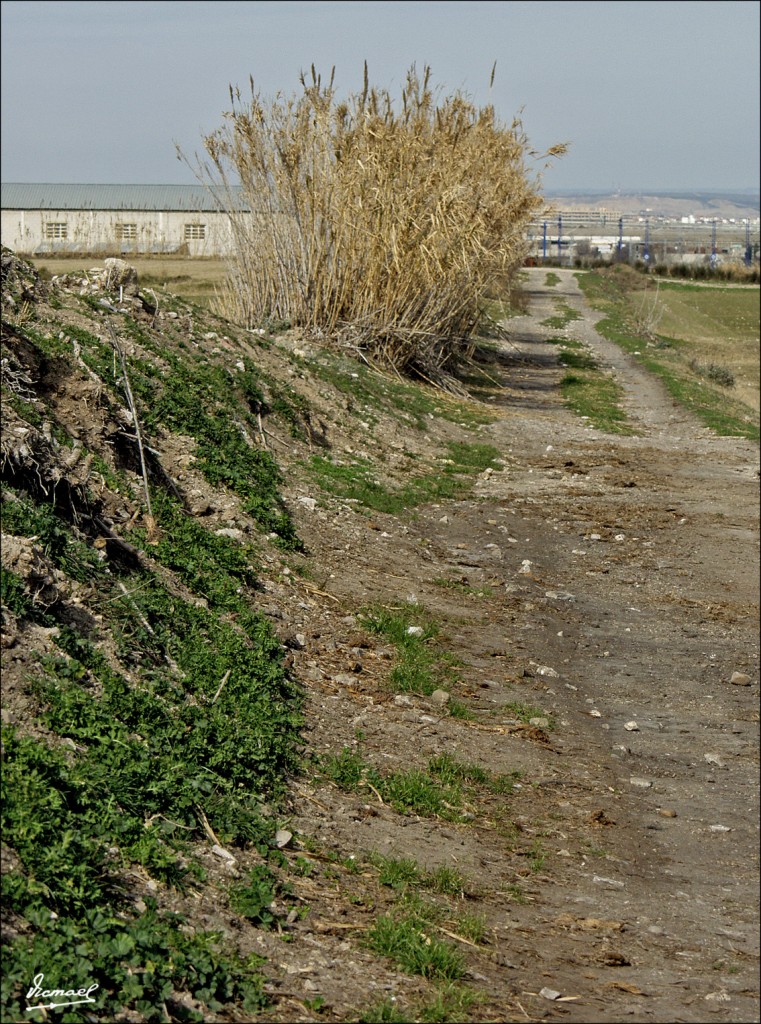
[2,262,759,1023]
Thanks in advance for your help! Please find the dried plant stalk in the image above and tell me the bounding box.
[190,64,565,380]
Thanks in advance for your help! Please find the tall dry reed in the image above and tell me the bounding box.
[193,65,565,379]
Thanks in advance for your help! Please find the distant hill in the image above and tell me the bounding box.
[543,190,760,220]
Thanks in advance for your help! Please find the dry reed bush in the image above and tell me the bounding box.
[195,64,565,381]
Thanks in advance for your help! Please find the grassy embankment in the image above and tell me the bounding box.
[577,268,759,440]
[1,267,308,1019]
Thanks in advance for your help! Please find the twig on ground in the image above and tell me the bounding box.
[436,924,482,949]
[363,781,385,806]
[107,324,158,541]
[256,410,268,448]
[211,669,231,704]
[196,806,222,846]
[117,581,155,635]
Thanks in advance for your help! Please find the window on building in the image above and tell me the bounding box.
[115,223,138,240]
[184,223,206,241]
[44,222,68,239]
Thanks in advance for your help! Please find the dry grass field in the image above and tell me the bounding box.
[636,279,760,412]
[32,255,228,308]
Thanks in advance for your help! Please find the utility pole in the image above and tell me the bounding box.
[557,215,562,266]
[711,220,717,267]
[542,221,548,262]
[617,217,623,261]
[745,220,752,266]
[643,218,650,265]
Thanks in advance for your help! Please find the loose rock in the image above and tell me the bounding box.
[730,671,752,686]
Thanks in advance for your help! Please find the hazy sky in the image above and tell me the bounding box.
[1,0,759,193]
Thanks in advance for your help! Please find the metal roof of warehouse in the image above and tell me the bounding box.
[1,183,247,211]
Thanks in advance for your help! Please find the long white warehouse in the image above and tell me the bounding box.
[1,183,244,256]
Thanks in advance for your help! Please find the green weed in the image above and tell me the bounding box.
[428,751,521,794]
[366,913,465,980]
[1,729,268,1022]
[320,748,464,821]
[380,768,461,820]
[425,866,466,897]
[229,865,287,928]
[1,567,35,620]
[447,699,476,721]
[358,998,410,1023]
[417,983,479,1023]
[372,855,422,892]
[527,840,548,873]
[370,854,467,897]
[321,746,372,791]
[455,912,487,945]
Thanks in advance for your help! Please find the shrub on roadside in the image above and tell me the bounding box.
[193,64,565,381]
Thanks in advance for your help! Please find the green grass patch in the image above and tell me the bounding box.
[320,748,465,822]
[540,300,583,330]
[499,700,553,728]
[432,576,493,599]
[310,441,502,514]
[417,983,479,1022]
[543,331,633,433]
[321,747,519,825]
[526,839,548,874]
[358,998,411,1023]
[650,279,759,343]
[359,604,460,697]
[369,853,467,898]
[310,357,494,431]
[366,913,465,980]
[428,751,522,794]
[359,985,478,1024]
[560,368,632,434]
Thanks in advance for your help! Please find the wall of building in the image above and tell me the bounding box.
[1,208,236,256]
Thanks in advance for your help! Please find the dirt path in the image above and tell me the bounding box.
[479,269,760,1019]
[278,268,760,1022]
